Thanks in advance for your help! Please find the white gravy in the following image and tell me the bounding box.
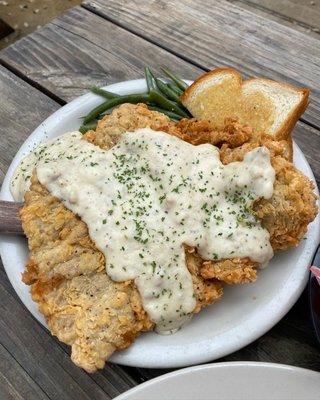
[11,128,275,333]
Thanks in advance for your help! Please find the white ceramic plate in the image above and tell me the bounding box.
[0,79,319,368]
[114,362,320,400]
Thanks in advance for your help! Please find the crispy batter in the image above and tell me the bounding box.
[220,134,292,163]
[200,258,258,284]
[84,103,176,149]
[21,176,153,372]
[176,118,252,147]
[21,103,317,372]
[217,130,317,250]
[254,156,318,250]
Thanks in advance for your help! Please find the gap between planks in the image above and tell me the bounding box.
[0,340,50,400]
[230,0,320,34]
[0,59,66,106]
[80,3,208,72]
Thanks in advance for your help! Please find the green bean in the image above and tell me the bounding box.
[83,94,150,124]
[146,68,179,101]
[166,83,183,96]
[161,67,188,91]
[145,67,157,92]
[79,122,98,134]
[90,86,119,99]
[149,90,189,118]
[148,106,183,120]
[153,79,191,116]
[154,78,181,103]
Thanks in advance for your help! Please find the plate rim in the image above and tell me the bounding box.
[0,78,319,368]
[113,361,320,400]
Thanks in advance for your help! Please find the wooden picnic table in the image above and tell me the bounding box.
[0,1,320,398]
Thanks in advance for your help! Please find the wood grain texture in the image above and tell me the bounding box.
[0,66,59,185]
[226,1,320,40]
[84,0,320,128]
[241,0,320,31]
[0,343,48,400]
[0,201,23,234]
[0,67,136,399]
[0,6,200,103]
[293,123,320,184]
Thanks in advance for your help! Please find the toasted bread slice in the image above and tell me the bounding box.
[181,68,309,141]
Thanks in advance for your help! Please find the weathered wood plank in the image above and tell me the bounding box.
[0,343,48,400]
[226,1,320,40]
[0,6,200,103]
[0,66,59,185]
[293,123,320,184]
[84,0,320,129]
[0,66,137,398]
[240,0,320,31]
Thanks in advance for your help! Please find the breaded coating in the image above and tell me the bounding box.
[21,172,222,372]
[200,258,258,284]
[176,118,252,147]
[218,131,317,250]
[184,246,224,312]
[175,117,292,161]
[21,176,153,372]
[20,103,317,372]
[220,132,293,164]
[84,103,176,149]
[254,156,318,250]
